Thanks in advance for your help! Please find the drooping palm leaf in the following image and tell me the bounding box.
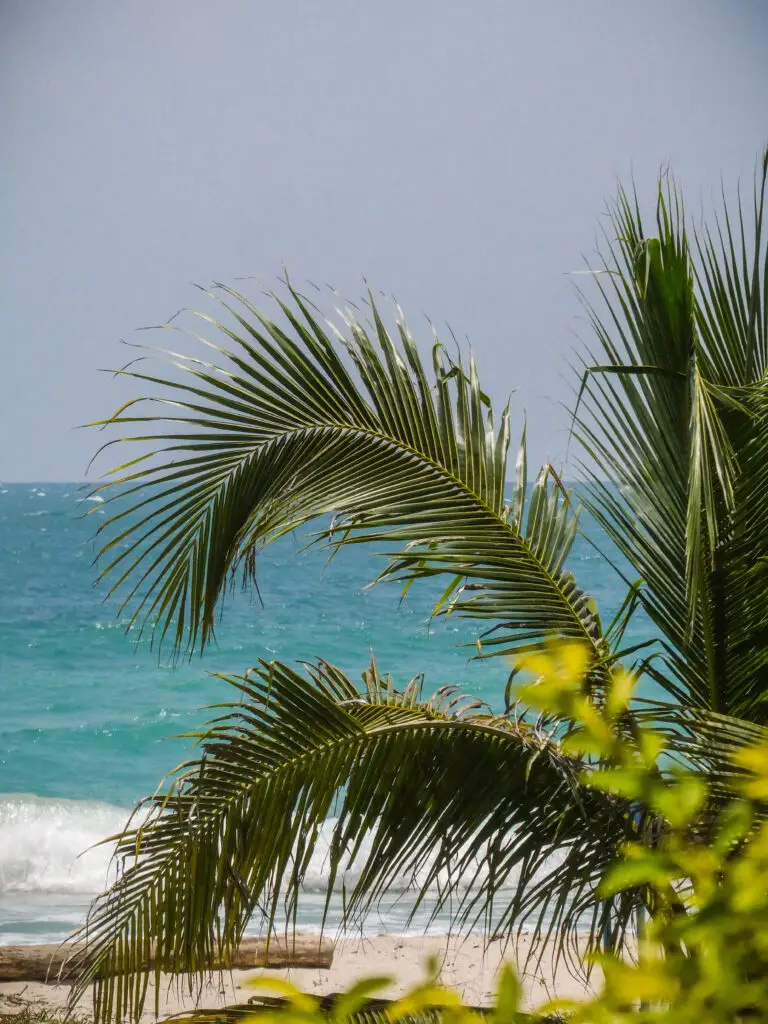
[66,660,637,1024]
[88,283,603,668]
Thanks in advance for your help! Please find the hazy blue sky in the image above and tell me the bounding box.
[1,1,766,481]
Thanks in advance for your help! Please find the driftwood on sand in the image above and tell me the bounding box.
[0,935,334,983]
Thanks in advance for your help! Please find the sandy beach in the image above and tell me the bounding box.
[0,933,598,1019]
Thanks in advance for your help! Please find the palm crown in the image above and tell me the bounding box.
[70,153,768,1023]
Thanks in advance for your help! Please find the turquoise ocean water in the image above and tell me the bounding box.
[0,482,645,943]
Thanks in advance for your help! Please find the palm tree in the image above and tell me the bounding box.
[70,152,768,1022]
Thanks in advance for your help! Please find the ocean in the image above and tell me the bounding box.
[0,482,642,944]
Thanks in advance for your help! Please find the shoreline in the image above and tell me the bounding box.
[0,933,599,1019]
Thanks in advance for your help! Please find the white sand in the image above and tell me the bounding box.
[0,934,598,1019]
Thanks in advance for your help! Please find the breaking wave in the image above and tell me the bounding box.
[0,794,548,944]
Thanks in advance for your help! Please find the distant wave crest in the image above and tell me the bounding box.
[0,793,127,895]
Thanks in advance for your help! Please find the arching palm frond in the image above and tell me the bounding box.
[66,660,636,1024]
[89,283,604,669]
[571,150,768,722]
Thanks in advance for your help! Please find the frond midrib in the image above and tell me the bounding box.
[234,421,598,648]
[153,707,569,834]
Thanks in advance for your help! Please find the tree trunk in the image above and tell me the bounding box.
[0,935,334,982]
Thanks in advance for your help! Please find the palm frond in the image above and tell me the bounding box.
[571,150,768,721]
[637,700,768,801]
[89,283,604,667]
[66,660,637,1023]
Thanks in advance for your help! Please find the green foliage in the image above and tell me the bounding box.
[519,646,768,1021]
[70,151,768,1022]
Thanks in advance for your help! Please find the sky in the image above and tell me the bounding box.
[1,1,766,482]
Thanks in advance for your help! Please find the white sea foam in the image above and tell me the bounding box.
[0,795,555,943]
[0,794,126,895]
[0,795,130,945]
[0,795,428,903]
